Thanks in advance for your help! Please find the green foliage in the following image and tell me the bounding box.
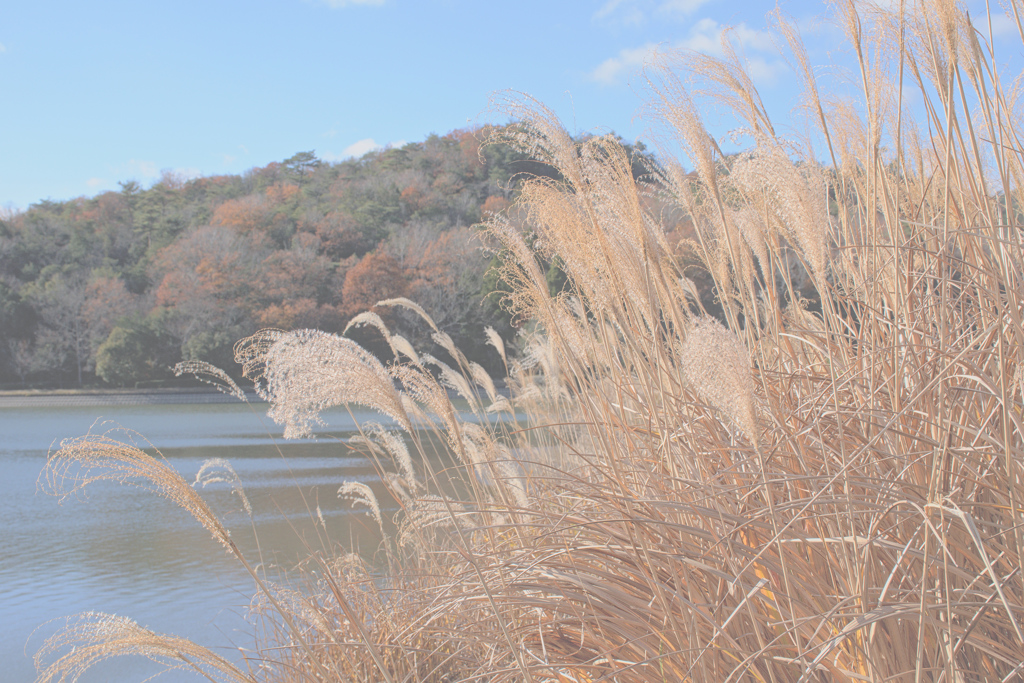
[180,329,242,372]
[95,316,171,387]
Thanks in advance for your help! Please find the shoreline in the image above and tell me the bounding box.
[0,387,264,408]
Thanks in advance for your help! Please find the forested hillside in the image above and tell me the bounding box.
[0,126,654,388]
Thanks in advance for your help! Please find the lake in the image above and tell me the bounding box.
[0,397,415,683]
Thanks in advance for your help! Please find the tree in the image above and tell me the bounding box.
[0,282,35,383]
[314,211,377,260]
[95,323,160,387]
[342,252,408,315]
[283,151,323,185]
[27,273,136,386]
[153,225,262,360]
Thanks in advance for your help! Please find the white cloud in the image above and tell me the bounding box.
[658,0,711,16]
[320,0,384,7]
[745,56,789,85]
[86,178,106,189]
[324,138,407,162]
[590,18,785,88]
[595,0,627,19]
[982,12,1017,37]
[0,42,6,53]
[679,18,774,57]
[594,0,712,25]
[678,20,786,84]
[593,0,645,25]
[590,43,659,86]
[173,167,203,181]
[343,138,381,157]
[127,159,159,179]
[324,138,381,161]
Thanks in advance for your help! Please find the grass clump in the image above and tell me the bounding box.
[37,2,1024,681]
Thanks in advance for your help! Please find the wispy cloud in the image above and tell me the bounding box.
[679,18,774,56]
[324,138,380,161]
[594,0,645,25]
[172,167,203,181]
[324,138,407,162]
[343,138,381,157]
[590,17,785,87]
[127,159,159,180]
[86,178,106,189]
[319,0,385,7]
[594,0,627,19]
[590,43,659,85]
[658,0,711,16]
[0,42,7,53]
[979,12,1018,37]
[594,0,709,25]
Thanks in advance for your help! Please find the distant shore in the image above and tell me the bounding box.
[0,387,263,408]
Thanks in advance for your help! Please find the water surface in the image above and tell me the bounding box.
[1,400,399,682]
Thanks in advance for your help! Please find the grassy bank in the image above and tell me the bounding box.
[34,2,1024,681]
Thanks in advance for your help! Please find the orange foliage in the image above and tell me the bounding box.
[265,183,300,204]
[153,226,258,310]
[211,195,273,233]
[400,185,425,211]
[259,245,334,305]
[83,276,136,337]
[342,252,408,315]
[257,300,345,331]
[481,195,509,218]
[431,172,463,195]
[315,212,373,260]
[451,127,483,172]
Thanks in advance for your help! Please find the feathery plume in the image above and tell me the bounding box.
[235,329,411,439]
[34,612,253,683]
[484,326,507,367]
[41,429,234,551]
[678,317,757,443]
[173,360,246,401]
[194,458,252,516]
[374,297,438,332]
[338,481,383,531]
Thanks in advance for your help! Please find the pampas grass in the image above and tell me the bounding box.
[37,1,1024,681]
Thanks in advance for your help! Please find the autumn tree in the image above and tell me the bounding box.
[153,225,263,364]
[313,211,378,260]
[341,251,408,316]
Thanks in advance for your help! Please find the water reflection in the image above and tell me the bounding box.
[0,401,407,683]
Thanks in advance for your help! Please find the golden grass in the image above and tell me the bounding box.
[36,1,1024,680]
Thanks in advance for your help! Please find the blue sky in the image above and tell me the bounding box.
[1,0,1019,210]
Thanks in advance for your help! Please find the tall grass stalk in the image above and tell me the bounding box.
[37,1,1024,680]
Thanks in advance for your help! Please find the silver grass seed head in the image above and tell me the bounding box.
[338,480,383,530]
[679,316,757,443]
[237,328,411,439]
[484,326,507,366]
[194,458,251,516]
[173,360,246,402]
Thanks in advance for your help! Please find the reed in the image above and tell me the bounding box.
[37,1,1024,680]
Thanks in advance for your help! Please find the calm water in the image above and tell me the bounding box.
[0,400,408,682]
